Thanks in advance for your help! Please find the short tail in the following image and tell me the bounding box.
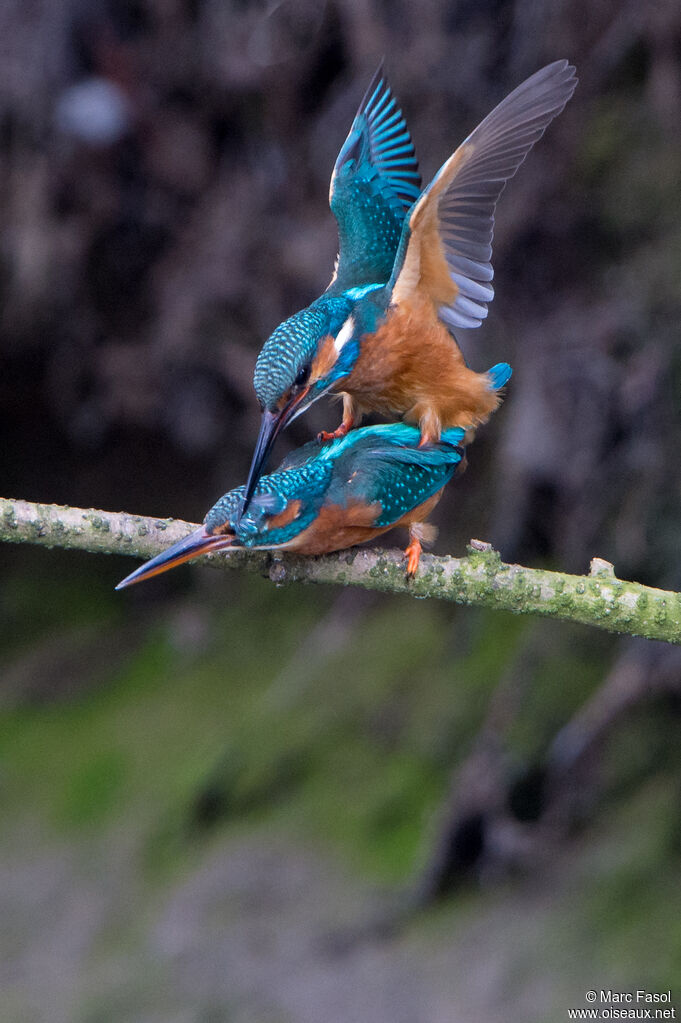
[487,362,512,390]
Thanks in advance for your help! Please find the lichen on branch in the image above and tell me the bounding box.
[1,496,680,645]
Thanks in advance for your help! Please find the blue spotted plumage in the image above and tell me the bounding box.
[207,422,465,549]
[252,293,357,414]
[115,424,466,589]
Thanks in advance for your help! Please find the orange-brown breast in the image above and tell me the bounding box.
[282,490,444,556]
[340,293,500,437]
[282,499,382,554]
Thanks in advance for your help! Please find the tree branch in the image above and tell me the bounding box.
[2,496,680,645]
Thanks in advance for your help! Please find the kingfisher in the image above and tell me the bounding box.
[242,64,422,514]
[242,60,577,515]
[116,422,471,590]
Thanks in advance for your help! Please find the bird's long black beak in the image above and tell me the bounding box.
[115,525,232,590]
[241,409,281,521]
[240,389,310,520]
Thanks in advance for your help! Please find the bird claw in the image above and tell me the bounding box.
[317,422,351,444]
[418,432,435,448]
[404,537,422,578]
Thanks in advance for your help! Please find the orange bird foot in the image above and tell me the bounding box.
[317,421,352,444]
[404,537,423,578]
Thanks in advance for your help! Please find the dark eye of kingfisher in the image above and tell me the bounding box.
[294,364,310,388]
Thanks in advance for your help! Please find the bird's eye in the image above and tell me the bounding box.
[294,364,310,387]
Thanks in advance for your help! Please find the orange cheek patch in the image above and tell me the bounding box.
[266,499,302,530]
[212,522,235,536]
[310,335,338,381]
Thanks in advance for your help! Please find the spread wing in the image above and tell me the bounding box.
[329,67,422,289]
[390,61,578,328]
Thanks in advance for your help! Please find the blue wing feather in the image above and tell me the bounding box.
[325,425,465,527]
[329,67,422,289]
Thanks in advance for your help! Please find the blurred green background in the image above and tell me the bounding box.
[1,1,681,1020]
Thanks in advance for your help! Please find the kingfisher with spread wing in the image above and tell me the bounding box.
[242,66,422,513]
[242,61,576,516]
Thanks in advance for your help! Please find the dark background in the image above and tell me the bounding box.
[1,1,681,1020]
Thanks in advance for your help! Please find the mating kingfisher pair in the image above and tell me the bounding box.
[117,60,577,590]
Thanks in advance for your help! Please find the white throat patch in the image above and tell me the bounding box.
[334,315,356,355]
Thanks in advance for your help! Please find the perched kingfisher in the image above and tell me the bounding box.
[242,60,577,515]
[116,422,471,590]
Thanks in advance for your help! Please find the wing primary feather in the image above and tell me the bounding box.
[390,61,577,328]
[329,65,422,287]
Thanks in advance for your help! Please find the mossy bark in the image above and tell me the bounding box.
[2,497,680,645]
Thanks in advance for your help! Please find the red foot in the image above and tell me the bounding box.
[317,420,352,444]
[404,537,422,578]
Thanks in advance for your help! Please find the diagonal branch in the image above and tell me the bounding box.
[2,496,680,645]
